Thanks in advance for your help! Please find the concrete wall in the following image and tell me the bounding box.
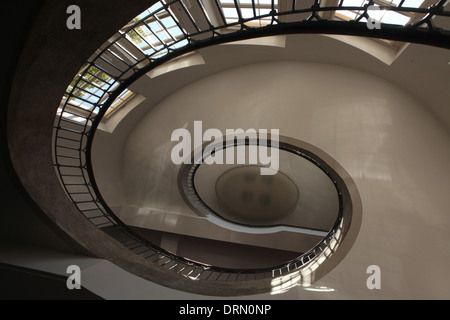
[109,61,450,298]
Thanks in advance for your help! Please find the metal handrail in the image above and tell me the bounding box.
[53,0,449,281]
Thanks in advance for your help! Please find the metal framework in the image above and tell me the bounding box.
[53,0,449,282]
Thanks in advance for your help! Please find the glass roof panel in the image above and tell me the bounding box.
[401,0,425,8]
[381,10,411,25]
[61,0,437,126]
[341,0,367,6]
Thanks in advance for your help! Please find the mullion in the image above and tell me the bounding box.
[83,70,111,88]
[166,26,184,42]
[56,144,82,151]
[73,85,103,100]
[57,135,84,143]
[106,39,139,65]
[221,3,272,9]
[79,75,107,93]
[233,0,243,22]
[161,2,190,38]
[68,93,97,107]
[154,14,178,43]
[106,48,135,70]
[178,0,202,33]
[59,112,89,124]
[65,101,95,113]
[61,117,87,127]
[131,25,159,53]
[213,0,228,25]
[98,54,126,75]
[195,0,215,29]
[142,11,171,26]
[57,154,81,160]
[72,92,99,108]
[89,61,119,81]
[142,20,170,49]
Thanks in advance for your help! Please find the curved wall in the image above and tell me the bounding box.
[104,61,450,298]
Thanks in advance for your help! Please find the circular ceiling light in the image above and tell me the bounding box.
[215,165,299,223]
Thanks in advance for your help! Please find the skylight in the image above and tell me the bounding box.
[62,64,134,124]
[335,0,426,26]
[402,0,426,8]
[58,0,437,128]
[219,0,279,27]
[121,1,188,59]
[105,89,135,118]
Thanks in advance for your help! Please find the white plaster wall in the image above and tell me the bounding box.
[107,61,450,298]
[92,130,127,208]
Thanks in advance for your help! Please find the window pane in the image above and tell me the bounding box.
[258,0,278,5]
[342,0,366,7]
[389,0,403,5]
[258,8,272,16]
[160,17,177,28]
[381,10,410,25]
[401,0,425,8]
[240,8,255,19]
[223,7,239,18]
[367,7,385,21]
[337,10,358,19]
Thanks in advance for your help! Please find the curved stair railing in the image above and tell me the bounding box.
[53,0,449,282]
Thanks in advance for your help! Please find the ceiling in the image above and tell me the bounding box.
[106,34,450,134]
